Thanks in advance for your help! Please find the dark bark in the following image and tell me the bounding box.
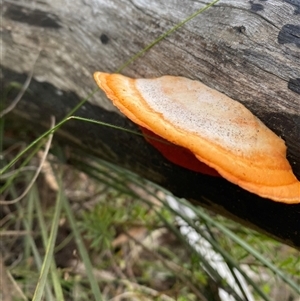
[1,0,300,248]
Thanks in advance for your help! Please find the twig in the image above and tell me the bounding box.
[0,51,40,118]
[0,116,55,204]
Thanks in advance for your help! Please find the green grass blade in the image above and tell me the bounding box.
[13,185,54,300]
[34,183,65,301]
[179,197,300,294]
[62,185,104,301]
[32,174,63,301]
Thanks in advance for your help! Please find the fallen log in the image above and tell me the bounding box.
[2,0,300,248]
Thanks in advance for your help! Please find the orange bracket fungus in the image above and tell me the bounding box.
[93,72,300,204]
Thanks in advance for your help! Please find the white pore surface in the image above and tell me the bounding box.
[136,76,277,155]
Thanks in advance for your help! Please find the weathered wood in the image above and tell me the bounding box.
[1,0,300,248]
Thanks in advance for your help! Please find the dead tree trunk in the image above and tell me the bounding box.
[1,0,300,248]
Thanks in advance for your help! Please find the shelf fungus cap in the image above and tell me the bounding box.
[93,72,300,204]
